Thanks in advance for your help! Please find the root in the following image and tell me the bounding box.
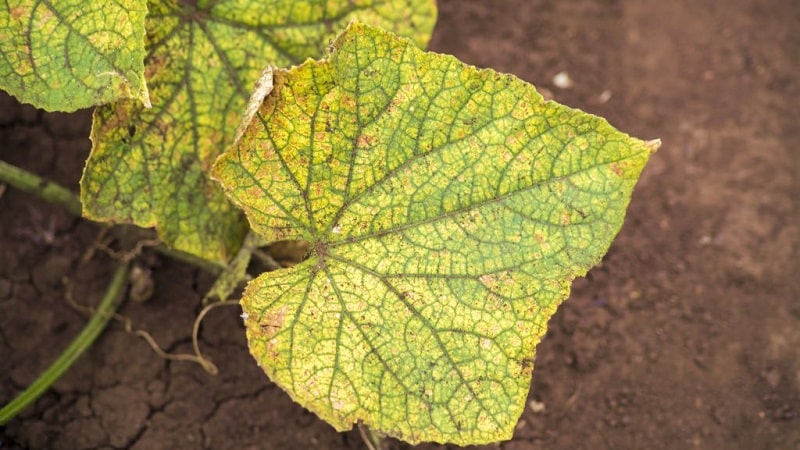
[63,276,238,375]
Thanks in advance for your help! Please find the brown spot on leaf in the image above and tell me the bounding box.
[255,306,289,338]
[520,357,535,376]
[356,134,376,148]
[10,6,25,20]
[609,162,624,177]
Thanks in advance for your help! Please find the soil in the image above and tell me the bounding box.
[1,0,798,449]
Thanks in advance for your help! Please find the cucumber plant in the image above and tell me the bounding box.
[0,0,657,446]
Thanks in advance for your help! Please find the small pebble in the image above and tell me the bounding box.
[553,71,573,89]
[528,399,546,413]
[129,264,155,302]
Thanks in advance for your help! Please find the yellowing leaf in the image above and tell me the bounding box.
[214,22,658,444]
[0,0,149,111]
[81,0,437,263]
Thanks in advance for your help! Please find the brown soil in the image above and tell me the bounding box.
[1,0,798,449]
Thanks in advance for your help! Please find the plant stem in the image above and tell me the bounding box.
[358,423,384,450]
[0,159,224,275]
[0,159,82,216]
[152,244,224,275]
[0,263,131,425]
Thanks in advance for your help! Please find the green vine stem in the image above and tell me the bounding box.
[0,159,223,275]
[0,263,131,425]
[0,159,82,216]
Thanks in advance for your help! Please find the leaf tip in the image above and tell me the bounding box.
[644,139,661,154]
[140,91,152,109]
[141,86,152,109]
[234,66,274,143]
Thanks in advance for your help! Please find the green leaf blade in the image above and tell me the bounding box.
[243,258,558,443]
[0,0,149,111]
[215,22,656,444]
[80,0,437,264]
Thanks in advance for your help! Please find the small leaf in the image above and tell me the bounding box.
[0,0,149,111]
[80,0,437,264]
[214,22,657,444]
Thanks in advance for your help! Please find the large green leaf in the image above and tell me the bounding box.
[81,0,437,264]
[213,22,658,444]
[0,0,149,111]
